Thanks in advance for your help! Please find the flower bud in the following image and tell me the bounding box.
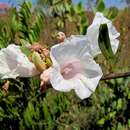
[32,52,46,72]
[56,32,66,43]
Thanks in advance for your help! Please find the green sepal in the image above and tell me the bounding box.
[20,39,32,56]
[32,52,46,72]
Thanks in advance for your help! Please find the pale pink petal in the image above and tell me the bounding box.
[40,67,52,82]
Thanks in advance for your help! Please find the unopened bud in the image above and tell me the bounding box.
[56,32,66,43]
[32,52,46,72]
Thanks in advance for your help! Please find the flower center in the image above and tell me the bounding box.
[61,60,82,80]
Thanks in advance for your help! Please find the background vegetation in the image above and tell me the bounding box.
[0,0,130,129]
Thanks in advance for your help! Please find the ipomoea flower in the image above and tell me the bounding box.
[86,12,120,57]
[47,35,103,99]
[0,44,39,79]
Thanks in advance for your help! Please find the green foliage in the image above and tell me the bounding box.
[89,0,119,20]
[0,77,40,130]
[37,0,88,35]
[74,2,88,34]
[18,2,44,43]
[96,0,105,12]
[95,77,130,129]
[0,10,17,48]
[20,90,70,130]
[107,7,119,20]
[0,1,43,48]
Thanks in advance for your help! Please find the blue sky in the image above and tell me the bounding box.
[72,0,127,8]
[0,0,127,9]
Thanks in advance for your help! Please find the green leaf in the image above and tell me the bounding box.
[128,119,130,128]
[107,7,118,20]
[117,122,125,130]
[42,99,52,123]
[128,91,130,99]
[75,2,84,14]
[98,24,114,60]
[96,0,105,12]
[117,98,122,110]
[98,118,105,126]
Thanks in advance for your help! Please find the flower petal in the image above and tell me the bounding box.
[110,38,119,54]
[74,53,103,99]
[80,52,103,79]
[74,75,94,99]
[40,67,52,82]
[86,12,120,57]
[74,72,102,99]
[50,66,74,92]
[50,35,90,66]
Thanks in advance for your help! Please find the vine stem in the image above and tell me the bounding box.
[101,71,130,80]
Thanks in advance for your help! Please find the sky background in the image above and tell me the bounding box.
[0,0,127,9]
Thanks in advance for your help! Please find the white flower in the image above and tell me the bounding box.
[0,44,39,79]
[86,12,120,57]
[49,35,103,99]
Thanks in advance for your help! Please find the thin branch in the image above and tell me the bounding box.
[101,71,130,80]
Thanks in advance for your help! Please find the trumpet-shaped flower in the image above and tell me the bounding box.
[0,44,39,79]
[48,35,103,99]
[86,12,120,57]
